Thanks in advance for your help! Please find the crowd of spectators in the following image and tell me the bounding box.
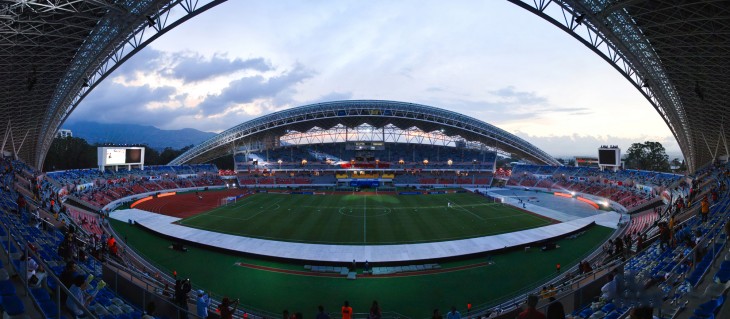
[3,151,728,319]
[506,165,684,209]
[43,164,224,209]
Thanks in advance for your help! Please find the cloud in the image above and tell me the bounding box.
[68,47,316,133]
[307,91,354,104]
[513,132,682,159]
[428,86,554,122]
[112,49,165,79]
[111,49,273,83]
[490,86,548,105]
[170,54,272,82]
[68,80,195,127]
[551,107,590,113]
[196,63,314,116]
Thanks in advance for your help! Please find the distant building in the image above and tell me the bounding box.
[574,156,599,168]
[56,129,72,138]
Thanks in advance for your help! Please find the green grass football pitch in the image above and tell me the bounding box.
[110,219,614,319]
[177,192,554,244]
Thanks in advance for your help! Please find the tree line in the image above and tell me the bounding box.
[43,137,682,173]
[43,136,232,171]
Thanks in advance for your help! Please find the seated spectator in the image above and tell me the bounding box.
[629,306,654,319]
[600,273,617,301]
[316,305,331,319]
[446,306,460,319]
[20,251,46,288]
[60,261,77,304]
[517,295,545,319]
[369,301,382,319]
[545,297,565,319]
[66,275,92,318]
[142,302,156,319]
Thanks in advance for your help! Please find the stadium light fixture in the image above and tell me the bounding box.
[574,13,585,25]
[146,15,156,27]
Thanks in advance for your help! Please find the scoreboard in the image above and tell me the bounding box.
[597,146,621,170]
[98,147,145,169]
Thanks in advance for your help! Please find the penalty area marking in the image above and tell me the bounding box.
[442,197,485,221]
[182,196,285,224]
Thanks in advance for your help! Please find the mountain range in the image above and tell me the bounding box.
[62,122,217,150]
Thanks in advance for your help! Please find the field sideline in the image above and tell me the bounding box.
[176,192,555,244]
[110,219,613,319]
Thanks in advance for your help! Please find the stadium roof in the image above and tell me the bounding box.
[168,100,561,166]
[0,0,223,169]
[512,0,730,171]
[1,1,728,172]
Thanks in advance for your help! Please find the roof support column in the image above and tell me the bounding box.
[1,121,10,156]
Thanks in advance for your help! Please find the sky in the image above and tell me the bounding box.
[67,0,682,159]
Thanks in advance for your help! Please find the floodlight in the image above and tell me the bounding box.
[146,15,156,27]
[574,13,585,25]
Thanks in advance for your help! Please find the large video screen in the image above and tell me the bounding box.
[598,149,618,165]
[105,149,126,165]
[125,149,142,163]
[98,147,145,166]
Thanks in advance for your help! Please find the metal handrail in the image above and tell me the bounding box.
[0,213,98,319]
[102,221,282,319]
[468,167,728,318]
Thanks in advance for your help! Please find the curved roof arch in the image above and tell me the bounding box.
[0,0,226,169]
[2,2,727,172]
[510,0,730,172]
[169,100,560,166]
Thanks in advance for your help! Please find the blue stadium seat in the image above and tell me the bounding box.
[38,299,60,318]
[578,307,593,318]
[601,303,616,313]
[693,298,722,317]
[0,279,16,296]
[31,287,51,301]
[1,294,25,316]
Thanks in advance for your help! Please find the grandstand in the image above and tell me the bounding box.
[1,1,730,319]
[506,164,683,211]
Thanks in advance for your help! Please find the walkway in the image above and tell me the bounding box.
[110,209,620,263]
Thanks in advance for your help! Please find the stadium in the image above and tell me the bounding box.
[1,2,729,319]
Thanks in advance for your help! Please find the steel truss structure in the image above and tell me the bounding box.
[279,124,505,155]
[2,1,727,172]
[510,0,730,172]
[0,0,226,169]
[169,100,560,166]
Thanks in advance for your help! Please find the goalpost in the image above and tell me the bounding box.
[219,196,237,207]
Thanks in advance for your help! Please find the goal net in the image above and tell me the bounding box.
[219,196,237,207]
